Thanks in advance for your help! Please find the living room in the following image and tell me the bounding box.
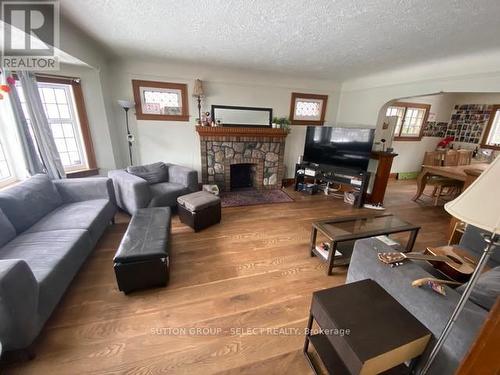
[0,1,499,374]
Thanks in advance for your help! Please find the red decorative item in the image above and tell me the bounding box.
[437,136,454,148]
[6,76,15,85]
[0,70,13,100]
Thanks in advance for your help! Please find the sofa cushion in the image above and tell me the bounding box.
[177,191,220,212]
[149,182,188,207]
[0,209,16,247]
[0,174,62,233]
[25,199,115,244]
[456,266,500,311]
[0,229,93,320]
[127,162,169,184]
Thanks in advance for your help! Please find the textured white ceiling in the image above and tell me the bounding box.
[60,0,500,79]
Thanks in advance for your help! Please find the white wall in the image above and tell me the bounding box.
[388,93,457,173]
[57,19,121,174]
[391,138,441,173]
[108,59,341,179]
[337,51,500,174]
[453,92,500,105]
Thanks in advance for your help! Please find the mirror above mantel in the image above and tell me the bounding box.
[211,105,273,128]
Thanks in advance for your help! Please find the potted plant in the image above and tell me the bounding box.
[272,117,279,128]
[277,117,291,132]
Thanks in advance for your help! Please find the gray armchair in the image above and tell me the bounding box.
[109,162,198,215]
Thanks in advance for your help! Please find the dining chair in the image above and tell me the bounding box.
[423,151,443,166]
[443,150,459,166]
[421,151,462,206]
[457,150,473,166]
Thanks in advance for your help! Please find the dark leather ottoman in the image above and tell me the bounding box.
[113,207,171,294]
[177,191,221,232]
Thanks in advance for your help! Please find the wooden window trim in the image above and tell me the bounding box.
[480,104,500,150]
[25,74,98,171]
[289,92,328,125]
[132,79,189,121]
[66,168,99,178]
[391,101,430,141]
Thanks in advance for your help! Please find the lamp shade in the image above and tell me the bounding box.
[444,155,500,234]
[118,100,135,109]
[192,79,204,97]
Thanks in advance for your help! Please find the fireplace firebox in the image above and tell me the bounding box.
[230,163,255,190]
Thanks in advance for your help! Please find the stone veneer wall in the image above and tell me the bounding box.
[199,136,286,191]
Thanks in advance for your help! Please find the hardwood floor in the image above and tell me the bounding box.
[5,181,451,374]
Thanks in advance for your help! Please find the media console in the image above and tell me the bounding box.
[294,163,370,208]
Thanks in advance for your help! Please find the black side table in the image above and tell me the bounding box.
[303,279,431,374]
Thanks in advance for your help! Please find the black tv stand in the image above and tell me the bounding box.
[294,163,370,208]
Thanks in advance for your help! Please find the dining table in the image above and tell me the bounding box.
[412,163,490,201]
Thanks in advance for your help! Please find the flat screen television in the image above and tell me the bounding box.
[303,126,375,171]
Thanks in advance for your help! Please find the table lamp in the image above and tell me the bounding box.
[117,100,135,165]
[192,79,204,125]
[420,155,500,373]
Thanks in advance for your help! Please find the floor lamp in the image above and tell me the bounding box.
[192,79,204,125]
[118,100,135,165]
[419,155,500,374]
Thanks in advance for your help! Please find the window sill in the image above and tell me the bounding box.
[480,144,500,151]
[0,178,19,190]
[66,168,99,178]
[394,136,423,141]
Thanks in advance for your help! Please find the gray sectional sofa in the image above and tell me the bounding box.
[0,174,116,353]
[109,162,198,215]
[347,226,499,374]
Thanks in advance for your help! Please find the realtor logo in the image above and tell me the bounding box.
[1,0,60,70]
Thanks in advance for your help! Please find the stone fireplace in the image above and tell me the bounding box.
[196,127,288,191]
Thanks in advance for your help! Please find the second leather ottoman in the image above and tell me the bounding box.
[177,191,221,232]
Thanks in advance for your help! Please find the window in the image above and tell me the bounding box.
[0,141,12,182]
[385,102,430,140]
[132,79,189,121]
[289,92,328,125]
[15,76,97,174]
[482,105,500,150]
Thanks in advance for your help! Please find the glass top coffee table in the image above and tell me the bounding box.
[310,213,421,275]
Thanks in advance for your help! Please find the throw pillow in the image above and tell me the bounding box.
[456,266,500,311]
[127,162,168,184]
[0,174,62,233]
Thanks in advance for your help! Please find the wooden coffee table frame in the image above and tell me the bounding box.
[310,213,421,275]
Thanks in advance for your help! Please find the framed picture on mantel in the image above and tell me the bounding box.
[289,92,328,125]
[211,105,273,128]
[132,79,189,121]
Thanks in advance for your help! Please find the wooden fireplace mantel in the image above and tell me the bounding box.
[196,126,288,138]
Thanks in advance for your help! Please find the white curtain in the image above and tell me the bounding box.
[15,71,65,179]
[6,70,45,176]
